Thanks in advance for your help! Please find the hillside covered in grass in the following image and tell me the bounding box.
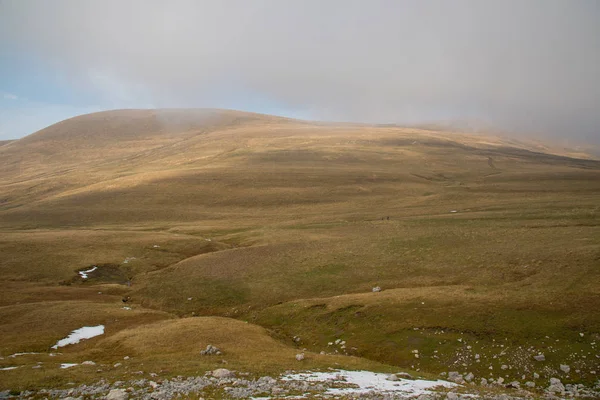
[1,109,599,397]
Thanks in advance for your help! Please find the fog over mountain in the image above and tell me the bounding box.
[1,0,599,142]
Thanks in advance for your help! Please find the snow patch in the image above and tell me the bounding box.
[51,325,105,349]
[0,366,19,371]
[450,210,458,213]
[78,266,97,279]
[60,363,78,369]
[281,370,457,397]
[9,352,39,358]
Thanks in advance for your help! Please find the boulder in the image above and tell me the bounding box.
[372,286,382,292]
[212,368,234,379]
[295,353,305,361]
[547,377,565,393]
[560,364,570,373]
[533,354,545,362]
[105,389,127,400]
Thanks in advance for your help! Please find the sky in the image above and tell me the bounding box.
[0,0,599,142]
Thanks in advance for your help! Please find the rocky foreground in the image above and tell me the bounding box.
[2,368,600,400]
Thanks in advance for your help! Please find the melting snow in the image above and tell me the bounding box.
[281,370,457,397]
[78,266,97,279]
[60,363,78,369]
[0,366,19,371]
[51,325,105,349]
[9,352,39,358]
[450,210,458,213]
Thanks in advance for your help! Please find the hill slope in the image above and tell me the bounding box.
[1,109,599,396]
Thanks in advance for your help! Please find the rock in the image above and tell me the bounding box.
[533,372,540,379]
[200,344,222,356]
[446,392,459,400]
[501,364,508,370]
[386,374,398,381]
[547,377,565,393]
[447,371,464,383]
[105,389,128,400]
[295,353,305,361]
[533,354,545,362]
[81,361,96,365]
[560,364,570,373]
[212,368,234,379]
[526,381,536,388]
[497,377,505,385]
[464,372,474,382]
[397,372,413,379]
[507,381,520,389]
[149,381,158,389]
[113,363,122,368]
[372,286,382,292]
[480,378,488,386]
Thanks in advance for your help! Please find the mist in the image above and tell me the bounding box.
[1,0,599,142]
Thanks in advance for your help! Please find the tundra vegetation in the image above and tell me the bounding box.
[0,109,599,398]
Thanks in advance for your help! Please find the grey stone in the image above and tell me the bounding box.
[464,372,474,382]
[200,344,222,356]
[295,353,305,361]
[560,364,570,373]
[212,368,234,378]
[547,377,565,393]
[105,389,128,400]
[525,381,536,388]
[533,354,545,362]
[446,392,459,400]
[372,286,382,292]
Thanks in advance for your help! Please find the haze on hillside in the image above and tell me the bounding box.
[1,0,599,143]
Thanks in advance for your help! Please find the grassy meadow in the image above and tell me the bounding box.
[0,109,599,393]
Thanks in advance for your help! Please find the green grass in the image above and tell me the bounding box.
[1,109,599,393]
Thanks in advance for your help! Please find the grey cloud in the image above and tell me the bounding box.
[1,0,599,141]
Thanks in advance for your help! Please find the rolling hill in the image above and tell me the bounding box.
[1,109,599,397]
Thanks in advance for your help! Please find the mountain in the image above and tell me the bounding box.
[1,109,600,397]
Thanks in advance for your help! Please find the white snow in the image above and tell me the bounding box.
[60,363,78,369]
[9,352,39,358]
[0,366,19,371]
[51,325,105,349]
[78,266,97,279]
[450,210,458,213]
[281,370,457,397]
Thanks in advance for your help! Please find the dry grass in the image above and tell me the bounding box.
[1,109,599,391]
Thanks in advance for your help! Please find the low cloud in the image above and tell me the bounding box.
[3,93,18,100]
[0,0,599,142]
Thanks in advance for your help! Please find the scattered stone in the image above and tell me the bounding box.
[533,354,546,362]
[526,381,536,388]
[295,353,305,361]
[113,363,122,368]
[533,372,540,379]
[464,372,474,382]
[81,361,96,365]
[372,286,382,292]
[560,364,570,373]
[105,388,128,400]
[501,364,508,370]
[480,378,488,386]
[397,372,413,379]
[497,377,505,385]
[200,344,222,356]
[446,392,459,400]
[386,374,398,381]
